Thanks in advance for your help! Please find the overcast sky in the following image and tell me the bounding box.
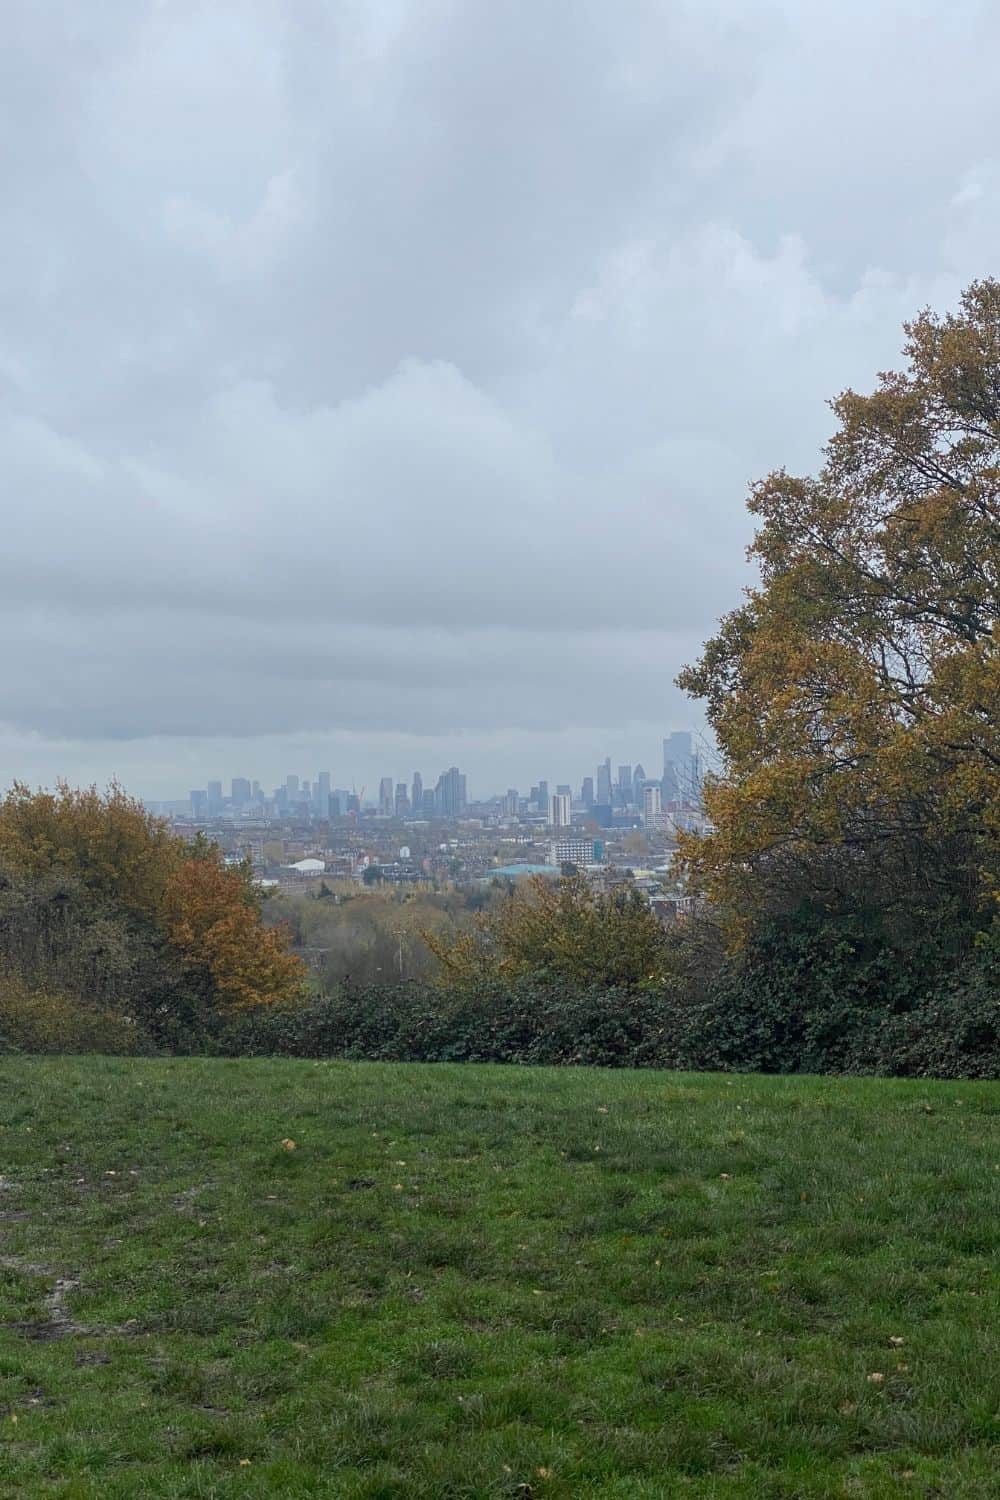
[3,0,998,799]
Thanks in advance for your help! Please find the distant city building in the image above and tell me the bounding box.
[617,765,632,798]
[643,784,663,826]
[207,780,223,814]
[435,766,467,817]
[378,777,394,816]
[596,758,612,805]
[421,788,436,817]
[549,838,602,867]
[581,776,595,808]
[411,772,423,815]
[662,732,699,800]
[550,791,572,828]
[286,774,300,799]
[394,782,410,817]
[189,789,207,818]
[536,780,549,815]
[503,788,519,817]
[315,771,331,817]
[231,777,251,806]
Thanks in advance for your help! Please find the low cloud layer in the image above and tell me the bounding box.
[3,1,999,795]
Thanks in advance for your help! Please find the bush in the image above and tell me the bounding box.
[213,916,998,1079]
[0,977,146,1055]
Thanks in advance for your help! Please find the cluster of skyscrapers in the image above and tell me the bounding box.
[187,766,468,821]
[183,735,701,826]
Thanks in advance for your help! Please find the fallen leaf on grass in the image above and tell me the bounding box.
[867,1372,885,1385]
[281,1139,297,1152]
[889,1336,905,1346]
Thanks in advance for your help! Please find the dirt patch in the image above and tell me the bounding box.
[0,1255,89,1339]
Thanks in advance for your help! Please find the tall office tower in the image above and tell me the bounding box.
[596,758,612,805]
[301,781,311,804]
[411,772,423,815]
[189,789,207,818]
[286,774,300,798]
[422,788,436,817]
[379,777,394,816]
[435,766,466,817]
[633,763,646,790]
[556,783,572,797]
[503,788,519,817]
[581,776,595,808]
[206,780,223,813]
[617,765,633,798]
[537,780,549,814]
[550,791,572,828]
[395,782,410,817]
[662,731,693,798]
[643,784,662,824]
[315,771,331,817]
[231,777,251,806]
[251,780,262,802]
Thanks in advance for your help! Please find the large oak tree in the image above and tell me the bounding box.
[679,281,999,934]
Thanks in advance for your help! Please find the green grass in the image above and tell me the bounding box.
[0,1060,998,1498]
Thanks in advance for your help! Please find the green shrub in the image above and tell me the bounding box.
[0,977,146,1055]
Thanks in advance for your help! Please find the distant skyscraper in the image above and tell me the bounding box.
[189,789,207,818]
[206,780,223,813]
[379,777,394,816]
[550,791,572,828]
[643,784,662,824]
[251,780,262,802]
[411,772,423,815]
[421,789,436,817]
[581,776,595,808]
[395,782,410,817]
[556,784,572,797]
[537,780,549,814]
[596,758,612,805]
[286,774,300,798]
[617,765,632,797]
[503,788,519,817]
[435,767,466,817]
[662,732,696,799]
[315,771,331,817]
[231,777,251,806]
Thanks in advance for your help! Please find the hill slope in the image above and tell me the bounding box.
[1,1059,998,1497]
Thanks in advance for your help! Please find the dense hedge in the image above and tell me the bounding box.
[3,900,996,1078]
[216,936,999,1079]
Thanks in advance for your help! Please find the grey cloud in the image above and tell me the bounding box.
[1,0,998,794]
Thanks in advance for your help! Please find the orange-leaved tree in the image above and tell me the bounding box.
[162,849,304,1010]
[678,280,1000,934]
[0,782,305,1014]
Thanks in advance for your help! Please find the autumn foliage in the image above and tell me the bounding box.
[678,280,1000,945]
[163,854,303,1010]
[0,781,305,1033]
[425,874,671,991]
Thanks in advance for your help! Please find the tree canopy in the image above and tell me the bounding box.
[679,280,999,936]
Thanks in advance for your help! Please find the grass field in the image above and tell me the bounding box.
[0,1059,998,1498]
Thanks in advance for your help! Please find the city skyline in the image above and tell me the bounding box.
[154,729,705,822]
